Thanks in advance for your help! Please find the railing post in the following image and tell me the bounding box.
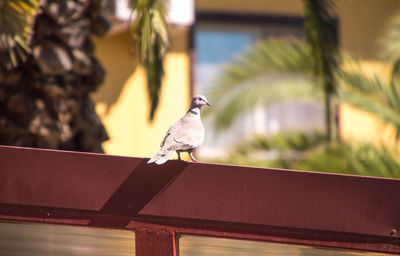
[135,226,176,256]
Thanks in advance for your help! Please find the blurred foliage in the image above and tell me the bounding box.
[131,0,169,120]
[297,143,400,178]
[382,12,400,83]
[340,60,400,141]
[219,131,326,169]
[0,0,40,69]
[219,131,400,179]
[206,39,321,130]
[383,12,400,62]
[239,130,327,152]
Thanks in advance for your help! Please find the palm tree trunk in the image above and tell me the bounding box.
[0,0,110,152]
[325,92,332,141]
[303,0,339,142]
[324,91,339,142]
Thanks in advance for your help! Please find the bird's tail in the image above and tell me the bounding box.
[147,149,176,165]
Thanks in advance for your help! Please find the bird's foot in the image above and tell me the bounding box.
[189,152,199,162]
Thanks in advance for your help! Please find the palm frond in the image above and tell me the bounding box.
[131,0,169,120]
[207,39,319,130]
[380,12,400,85]
[296,143,400,178]
[391,58,400,85]
[382,12,400,63]
[211,76,321,130]
[227,131,400,179]
[241,130,327,152]
[0,0,40,69]
[339,66,400,136]
[210,39,313,101]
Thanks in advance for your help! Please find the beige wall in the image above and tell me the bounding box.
[196,0,400,59]
[337,0,400,59]
[196,0,303,15]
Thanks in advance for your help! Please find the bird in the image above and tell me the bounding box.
[147,95,211,165]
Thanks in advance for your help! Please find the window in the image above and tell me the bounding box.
[178,235,386,256]
[0,222,135,256]
[194,12,325,159]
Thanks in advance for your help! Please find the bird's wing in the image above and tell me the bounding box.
[171,118,205,150]
[147,128,177,164]
[160,127,171,147]
[148,114,205,164]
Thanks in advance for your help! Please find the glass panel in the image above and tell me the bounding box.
[178,235,386,256]
[0,222,135,256]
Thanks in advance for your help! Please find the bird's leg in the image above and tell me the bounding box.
[189,151,198,162]
[177,151,182,161]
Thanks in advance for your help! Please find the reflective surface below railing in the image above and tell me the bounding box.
[0,222,135,256]
[178,236,386,256]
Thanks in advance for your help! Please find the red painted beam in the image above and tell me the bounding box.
[139,161,400,238]
[0,145,400,254]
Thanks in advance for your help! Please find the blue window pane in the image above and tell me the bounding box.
[195,30,253,65]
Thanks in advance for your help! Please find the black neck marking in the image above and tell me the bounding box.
[189,109,199,115]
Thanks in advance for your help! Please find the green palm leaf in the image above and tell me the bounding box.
[240,131,327,152]
[296,143,400,178]
[212,76,321,130]
[339,64,400,139]
[382,13,400,63]
[210,39,313,100]
[0,0,40,69]
[131,0,169,120]
[207,39,320,130]
[381,12,400,85]
[228,131,400,179]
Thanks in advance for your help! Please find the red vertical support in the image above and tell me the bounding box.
[135,226,176,256]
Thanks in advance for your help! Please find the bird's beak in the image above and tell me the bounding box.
[206,101,211,107]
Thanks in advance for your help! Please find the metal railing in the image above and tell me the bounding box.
[0,145,399,255]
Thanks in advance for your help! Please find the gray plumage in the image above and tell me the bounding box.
[148,95,211,165]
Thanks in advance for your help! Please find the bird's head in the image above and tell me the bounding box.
[191,95,211,109]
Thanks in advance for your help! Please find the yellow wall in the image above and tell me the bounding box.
[340,62,396,145]
[92,28,191,157]
[340,104,396,145]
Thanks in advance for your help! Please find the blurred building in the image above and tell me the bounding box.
[92,0,400,158]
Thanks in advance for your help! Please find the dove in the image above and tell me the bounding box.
[147,95,211,165]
